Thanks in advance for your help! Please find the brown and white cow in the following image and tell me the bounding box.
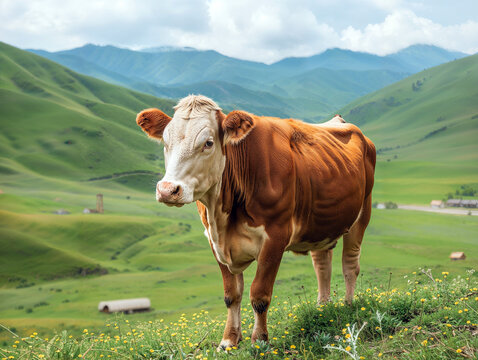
[136,95,375,349]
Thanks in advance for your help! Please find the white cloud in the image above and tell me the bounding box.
[340,10,478,55]
[176,0,340,63]
[0,0,477,63]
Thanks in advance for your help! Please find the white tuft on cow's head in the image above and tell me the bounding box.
[137,95,227,206]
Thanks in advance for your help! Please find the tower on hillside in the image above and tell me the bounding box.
[96,194,104,213]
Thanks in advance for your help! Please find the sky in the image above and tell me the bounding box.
[1,0,477,63]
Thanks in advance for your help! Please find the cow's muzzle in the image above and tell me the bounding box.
[156,181,185,206]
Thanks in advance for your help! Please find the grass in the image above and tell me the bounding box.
[0,202,476,344]
[1,270,476,359]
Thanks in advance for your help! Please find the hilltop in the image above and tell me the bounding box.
[337,54,478,203]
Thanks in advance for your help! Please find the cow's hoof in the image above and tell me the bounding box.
[251,332,268,343]
[216,339,237,352]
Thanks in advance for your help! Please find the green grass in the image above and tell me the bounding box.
[2,271,476,359]
[0,201,476,343]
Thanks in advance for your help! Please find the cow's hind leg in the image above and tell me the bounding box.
[342,194,372,304]
[311,249,333,303]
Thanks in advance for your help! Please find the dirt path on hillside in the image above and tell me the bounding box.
[398,205,478,216]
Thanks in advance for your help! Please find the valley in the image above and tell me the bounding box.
[0,41,477,343]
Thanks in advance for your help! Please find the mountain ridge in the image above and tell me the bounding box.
[27,43,465,120]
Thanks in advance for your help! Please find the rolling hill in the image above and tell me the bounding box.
[0,41,175,183]
[337,54,478,203]
[0,42,477,341]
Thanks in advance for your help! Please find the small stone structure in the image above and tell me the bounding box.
[83,194,104,214]
[98,298,151,314]
[430,200,444,208]
[54,209,70,215]
[83,208,98,214]
[97,193,104,213]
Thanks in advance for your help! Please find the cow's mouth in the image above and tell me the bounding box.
[163,201,185,208]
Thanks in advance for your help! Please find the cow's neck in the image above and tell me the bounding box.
[200,178,232,266]
[199,145,259,272]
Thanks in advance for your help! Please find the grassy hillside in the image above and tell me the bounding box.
[0,41,176,186]
[0,205,476,342]
[338,54,478,204]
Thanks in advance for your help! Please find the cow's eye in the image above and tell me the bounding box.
[204,140,214,149]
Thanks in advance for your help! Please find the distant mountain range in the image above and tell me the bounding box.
[28,44,466,121]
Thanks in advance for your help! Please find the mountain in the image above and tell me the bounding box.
[272,48,406,73]
[0,41,175,185]
[273,45,467,74]
[140,46,197,53]
[51,44,275,87]
[271,68,406,108]
[389,44,466,73]
[27,43,466,122]
[336,54,478,203]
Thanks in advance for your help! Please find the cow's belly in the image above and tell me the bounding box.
[285,199,363,253]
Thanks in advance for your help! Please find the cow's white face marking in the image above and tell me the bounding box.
[158,106,225,205]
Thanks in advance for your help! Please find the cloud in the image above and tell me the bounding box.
[340,9,478,55]
[174,0,340,63]
[0,0,477,63]
[0,0,210,50]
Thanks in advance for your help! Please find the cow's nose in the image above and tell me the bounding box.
[157,181,183,202]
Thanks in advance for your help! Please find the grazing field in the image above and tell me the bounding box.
[1,188,477,344]
[1,42,477,357]
[2,264,477,359]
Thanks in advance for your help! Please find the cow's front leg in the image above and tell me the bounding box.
[212,250,244,350]
[219,267,244,350]
[250,239,285,342]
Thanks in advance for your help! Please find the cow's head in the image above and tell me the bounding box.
[136,95,254,206]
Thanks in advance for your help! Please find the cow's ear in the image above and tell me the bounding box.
[136,108,171,140]
[222,111,255,144]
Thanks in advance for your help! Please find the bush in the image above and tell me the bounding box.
[384,201,398,209]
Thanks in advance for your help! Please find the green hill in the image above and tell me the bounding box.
[0,41,176,183]
[337,54,478,203]
[0,41,188,284]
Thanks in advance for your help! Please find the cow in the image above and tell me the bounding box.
[136,95,376,350]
